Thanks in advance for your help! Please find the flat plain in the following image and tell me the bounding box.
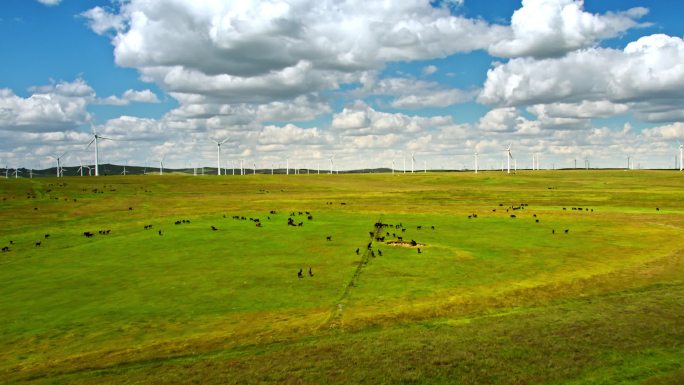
[0,170,682,384]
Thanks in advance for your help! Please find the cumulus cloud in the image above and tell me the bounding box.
[642,122,684,141]
[422,65,438,76]
[527,101,629,119]
[80,7,125,34]
[0,79,93,132]
[478,107,519,132]
[81,0,506,103]
[352,75,475,109]
[100,89,160,105]
[480,34,684,122]
[37,0,61,6]
[489,0,648,58]
[258,124,333,145]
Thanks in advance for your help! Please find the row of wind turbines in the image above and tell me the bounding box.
[7,133,684,178]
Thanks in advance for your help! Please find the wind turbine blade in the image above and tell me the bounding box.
[86,138,95,149]
[220,137,230,144]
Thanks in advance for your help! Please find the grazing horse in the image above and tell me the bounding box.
[309,267,313,277]
[298,269,303,278]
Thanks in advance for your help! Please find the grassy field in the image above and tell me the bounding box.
[0,170,682,384]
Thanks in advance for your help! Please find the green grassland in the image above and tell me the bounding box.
[0,170,682,384]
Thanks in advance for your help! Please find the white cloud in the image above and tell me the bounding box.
[258,124,333,146]
[82,0,506,103]
[480,34,684,122]
[527,101,629,119]
[80,7,125,35]
[352,75,475,109]
[0,79,93,131]
[478,107,519,132]
[391,88,475,109]
[37,0,61,6]
[422,65,438,76]
[489,0,648,58]
[123,89,160,103]
[100,89,160,106]
[642,122,684,141]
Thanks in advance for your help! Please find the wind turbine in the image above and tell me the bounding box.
[475,152,479,174]
[121,160,129,176]
[627,155,631,170]
[411,152,415,173]
[210,137,229,175]
[86,127,112,177]
[253,161,257,175]
[329,154,335,174]
[392,159,396,175]
[50,152,68,178]
[424,160,427,173]
[13,168,21,179]
[679,142,683,171]
[286,157,289,175]
[77,158,85,177]
[156,155,166,175]
[506,144,513,174]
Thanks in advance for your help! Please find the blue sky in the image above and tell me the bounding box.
[1,0,683,171]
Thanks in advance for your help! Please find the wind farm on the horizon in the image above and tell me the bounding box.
[3,140,682,178]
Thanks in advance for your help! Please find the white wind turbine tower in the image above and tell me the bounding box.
[392,158,396,175]
[156,155,166,175]
[475,152,479,174]
[403,155,406,174]
[77,158,85,177]
[424,160,427,173]
[329,154,335,174]
[506,144,513,174]
[86,127,112,177]
[411,152,415,173]
[210,137,229,175]
[50,152,68,178]
[679,142,683,171]
[253,160,257,175]
[285,157,289,175]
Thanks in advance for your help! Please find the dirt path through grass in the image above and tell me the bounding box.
[323,216,385,329]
